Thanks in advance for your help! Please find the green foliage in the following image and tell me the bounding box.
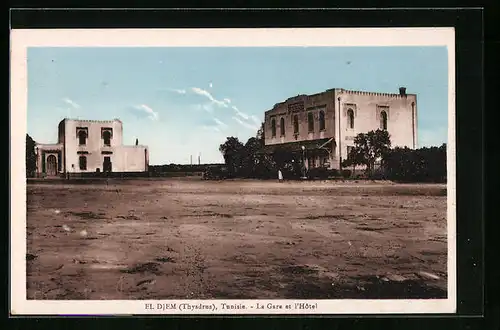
[217,124,303,179]
[341,169,352,178]
[148,163,216,176]
[219,137,246,178]
[215,124,445,183]
[308,167,330,179]
[256,123,265,147]
[26,134,37,178]
[343,129,391,177]
[241,137,278,179]
[383,144,447,183]
[271,149,302,179]
[202,165,230,180]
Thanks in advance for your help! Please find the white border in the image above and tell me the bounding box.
[10,27,456,315]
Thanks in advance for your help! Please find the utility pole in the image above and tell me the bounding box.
[190,155,192,165]
[198,152,201,165]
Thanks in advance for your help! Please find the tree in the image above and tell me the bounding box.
[256,122,265,147]
[219,137,245,177]
[350,129,391,177]
[242,137,261,177]
[272,149,302,179]
[382,143,446,183]
[342,146,365,177]
[26,134,37,178]
[241,137,277,178]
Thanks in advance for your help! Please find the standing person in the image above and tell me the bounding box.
[278,169,283,182]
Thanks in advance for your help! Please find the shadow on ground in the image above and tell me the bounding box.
[210,265,446,300]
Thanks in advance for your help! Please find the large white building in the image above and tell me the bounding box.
[35,118,149,177]
[263,87,417,170]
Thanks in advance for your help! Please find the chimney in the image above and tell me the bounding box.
[399,87,407,96]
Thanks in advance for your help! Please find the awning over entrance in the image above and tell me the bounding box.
[259,137,335,155]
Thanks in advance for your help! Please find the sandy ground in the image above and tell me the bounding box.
[26,178,448,300]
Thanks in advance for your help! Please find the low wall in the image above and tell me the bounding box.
[66,171,148,178]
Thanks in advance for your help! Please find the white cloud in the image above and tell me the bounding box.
[191,87,229,108]
[231,106,249,120]
[170,87,260,133]
[134,104,159,121]
[232,116,259,131]
[156,87,186,94]
[213,117,228,129]
[168,88,186,94]
[202,103,215,113]
[62,98,80,109]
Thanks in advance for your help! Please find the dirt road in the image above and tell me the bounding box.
[26,178,448,300]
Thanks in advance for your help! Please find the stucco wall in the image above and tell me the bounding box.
[264,90,336,146]
[334,89,417,161]
[113,146,149,172]
[63,119,126,173]
[34,119,149,175]
[35,143,63,175]
[263,88,417,169]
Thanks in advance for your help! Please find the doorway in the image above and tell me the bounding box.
[46,155,57,176]
[103,156,112,173]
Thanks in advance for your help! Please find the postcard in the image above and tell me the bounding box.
[10,27,456,315]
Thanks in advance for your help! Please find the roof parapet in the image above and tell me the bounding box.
[62,118,123,124]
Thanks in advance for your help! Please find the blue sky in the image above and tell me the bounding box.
[27,46,448,165]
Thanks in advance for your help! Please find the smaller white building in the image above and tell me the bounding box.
[35,118,149,177]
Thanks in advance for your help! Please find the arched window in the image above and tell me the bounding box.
[380,111,388,130]
[319,110,325,131]
[78,130,87,145]
[271,118,276,137]
[347,109,354,129]
[280,117,285,136]
[308,112,314,132]
[293,115,299,134]
[103,130,112,146]
[79,156,87,170]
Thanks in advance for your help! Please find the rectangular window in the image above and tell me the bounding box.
[103,156,112,173]
[347,146,353,160]
[308,112,314,132]
[102,128,113,146]
[101,127,113,147]
[79,156,87,170]
[76,127,88,146]
[293,115,299,134]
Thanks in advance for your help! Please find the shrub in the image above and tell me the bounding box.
[202,166,230,180]
[383,144,446,183]
[328,169,339,178]
[341,169,352,178]
[308,167,329,179]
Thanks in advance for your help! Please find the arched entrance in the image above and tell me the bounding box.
[46,155,57,176]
